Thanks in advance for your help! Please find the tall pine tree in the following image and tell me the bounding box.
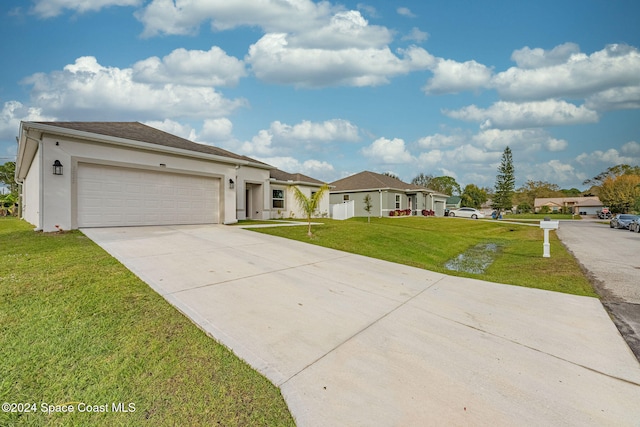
[492,146,515,212]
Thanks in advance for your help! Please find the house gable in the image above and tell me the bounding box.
[329,171,448,217]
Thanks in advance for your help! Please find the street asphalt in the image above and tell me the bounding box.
[83,224,640,426]
[556,219,640,361]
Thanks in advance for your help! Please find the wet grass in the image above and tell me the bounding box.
[0,218,294,427]
[251,216,597,297]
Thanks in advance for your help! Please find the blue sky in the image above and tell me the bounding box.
[2,0,639,191]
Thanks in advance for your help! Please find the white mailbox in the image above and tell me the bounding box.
[539,218,559,258]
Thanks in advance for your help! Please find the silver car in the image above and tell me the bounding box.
[610,214,639,229]
[629,218,640,233]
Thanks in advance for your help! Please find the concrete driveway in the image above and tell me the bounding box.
[83,224,640,426]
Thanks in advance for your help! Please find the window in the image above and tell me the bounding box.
[395,194,401,209]
[272,189,284,209]
[343,195,350,201]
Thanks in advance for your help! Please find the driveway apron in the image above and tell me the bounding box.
[83,225,640,427]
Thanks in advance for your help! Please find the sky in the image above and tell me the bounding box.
[1,0,639,191]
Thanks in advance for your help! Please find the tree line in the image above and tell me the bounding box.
[402,147,640,214]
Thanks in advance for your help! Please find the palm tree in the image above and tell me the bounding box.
[290,184,329,237]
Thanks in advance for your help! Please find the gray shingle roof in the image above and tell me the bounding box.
[35,121,267,165]
[330,171,436,193]
[270,169,325,185]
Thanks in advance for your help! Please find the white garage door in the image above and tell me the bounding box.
[78,164,219,227]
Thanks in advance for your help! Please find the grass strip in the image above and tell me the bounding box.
[251,217,596,297]
[0,218,294,427]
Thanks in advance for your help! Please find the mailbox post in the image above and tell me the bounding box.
[539,217,559,258]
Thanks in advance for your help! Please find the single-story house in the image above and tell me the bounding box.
[15,121,285,231]
[268,169,329,219]
[329,171,449,217]
[534,196,603,215]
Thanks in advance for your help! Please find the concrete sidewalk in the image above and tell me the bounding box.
[83,225,640,426]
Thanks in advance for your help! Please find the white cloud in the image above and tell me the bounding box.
[199,118,234,142]
[246,34,434,87]
[135,0,336,37]
[258,156,335,180]
[511,43,580,69]
[22,56,246,120]
[132,46,246,87]
[416,133,465,149]
[397,7,416,18]
[241,130,275,156]
[576,147,639,166]
[423,58,492,94]
[472,128,568,153]
[621,141,640,156]
[445,100,599,129]
[238,118,359,156]
[269,119,360,143]
[290,10,392,49]
[357,4,378,19]
[0,100,55,139]
[492,44,640,102]
[585,85,640,111]
[31,0,140,18]
[362,137,415,164]
[521,160,585,185]
[402,27,429,43]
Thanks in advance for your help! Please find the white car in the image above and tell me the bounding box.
[448,207,485,219]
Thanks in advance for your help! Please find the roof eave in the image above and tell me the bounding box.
[20,121,272,170]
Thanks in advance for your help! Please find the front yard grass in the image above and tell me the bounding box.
[0,218,294,427]
[252,217,597,297]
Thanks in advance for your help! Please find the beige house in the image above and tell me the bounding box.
[15,121,281,231]
[534,196,603,215]
[329,171,449,217]
[268,169,329,219]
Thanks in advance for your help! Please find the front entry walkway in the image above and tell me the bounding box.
[83,225,640,426]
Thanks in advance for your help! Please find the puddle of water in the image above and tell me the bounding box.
[444,243,500,274]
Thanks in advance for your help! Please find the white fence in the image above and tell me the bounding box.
[331,200,355,220]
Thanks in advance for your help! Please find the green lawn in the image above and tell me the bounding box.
[252,217,597,297]
[0,218,294,427]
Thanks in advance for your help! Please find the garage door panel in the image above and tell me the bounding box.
[78,164,219,227]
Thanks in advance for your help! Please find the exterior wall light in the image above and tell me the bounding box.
[53,160,63,175]
[229,179,235,189]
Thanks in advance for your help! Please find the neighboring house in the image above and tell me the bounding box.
[446,196,462,210]
[268,169,329,219]
[534,196,603,215]
[15,121,274,232]
[329,171,449,217]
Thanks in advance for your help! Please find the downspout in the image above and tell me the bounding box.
[24,134,44,231]
[36,138,44,231]
[379,189,382,217]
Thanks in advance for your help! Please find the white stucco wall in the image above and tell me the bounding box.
[22,148,41,228]
[236,166,270,220]
[270,184,329,219]
[23,132,265,231]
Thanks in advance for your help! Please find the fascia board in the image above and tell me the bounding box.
[270,178,327,187]
[15,123,41,181]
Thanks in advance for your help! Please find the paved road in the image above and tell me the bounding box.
[556,220,640,360]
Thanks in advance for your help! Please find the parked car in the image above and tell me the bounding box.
[597,208,611,219]
[629,218,640,233]
[610,214,639,229]
[448,207,485,219]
